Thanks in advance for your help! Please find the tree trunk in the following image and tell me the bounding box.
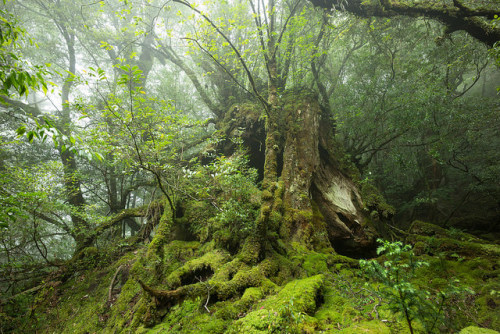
[222,91,378,258]
[277,91,377,256]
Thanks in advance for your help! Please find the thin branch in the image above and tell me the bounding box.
[173,0,270,114]
[249,0,271,78]
[108,265,124,304]
[271,0,303,60]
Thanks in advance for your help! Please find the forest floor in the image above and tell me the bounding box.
[3,221,500,333]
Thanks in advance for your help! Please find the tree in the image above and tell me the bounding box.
[325,16,500,230]
[1,0,498,331]
[169,0,378,261]
[0,1,47,97]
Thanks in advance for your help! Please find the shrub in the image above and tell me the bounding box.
[360,239,473,333]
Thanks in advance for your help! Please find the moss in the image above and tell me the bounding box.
[148,205,174,255]
[337,320,392,333]
[410,233,500,259]
[213,257,279,300]
[216,286,267,320]
[360,182,395,218]
[164,240,200,261]
[228,274,325,333]
[410,220,451,236]
[146,298,229,333]
[67,246,101,270]
[268,210,282,232]
[261,189,273,200]
[238,236,261,264]
[166,250,230,288]
[460,327,500,334]
[35,260,125,333]
[260,205,271,216]
[302,253,329,276]
[27,211,500,334]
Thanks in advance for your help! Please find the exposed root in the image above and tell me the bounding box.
[108,265,123,304]
[137,279,191,307]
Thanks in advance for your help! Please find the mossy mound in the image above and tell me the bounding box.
[8,219,500,333]
[459,326,500,334]
[405,221,500,331]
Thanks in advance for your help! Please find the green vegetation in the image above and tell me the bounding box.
[361,239,475,333]
[0,0,498,333]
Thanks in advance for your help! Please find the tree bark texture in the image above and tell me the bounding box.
[279,92,376,256]
[221,91,377,257]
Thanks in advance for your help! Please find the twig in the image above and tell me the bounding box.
[108,265,124,303]
[197,276,213,313]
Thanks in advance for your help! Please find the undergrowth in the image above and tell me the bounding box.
[2,222,499,333]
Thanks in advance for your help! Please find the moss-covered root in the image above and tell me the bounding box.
[228,274,325,333]
[459,326,500,334]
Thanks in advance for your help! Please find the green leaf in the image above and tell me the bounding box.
[27,131,34,143]
[16,125,26,136]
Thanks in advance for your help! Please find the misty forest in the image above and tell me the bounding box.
[0,0,499,333]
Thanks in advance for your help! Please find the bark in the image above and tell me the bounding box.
[309,0,500,47]
[56,22,91,253]
[225,92,377,257]
[279,91,376,256]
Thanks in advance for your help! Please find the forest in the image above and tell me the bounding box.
[0,0,499,333]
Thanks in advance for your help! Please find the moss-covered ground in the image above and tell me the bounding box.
[5,221,499,334]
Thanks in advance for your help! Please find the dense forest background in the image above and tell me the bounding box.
[0,0,499,333]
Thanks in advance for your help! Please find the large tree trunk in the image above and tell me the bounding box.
[277,91,377,256]
[221,91,378,258]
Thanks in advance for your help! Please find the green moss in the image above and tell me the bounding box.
[302,253,329,276]
[37,261,123,333]
[228,274,325,333]
[360,182,395,218]
[411,233,500,259]
[212,257,280,300]
[269,210,282,232]
[260,205,271,216]
[410,220,451,236]
[146,298,229,334]
[27,211,500,334]
[166,250,230,288]
[460,326,500,334]
[337,320,391,333]
[261,189,273,200]
[238,236,261,264]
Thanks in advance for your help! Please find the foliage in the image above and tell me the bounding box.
[0,0,498,332]
[188,153,260,251]
[361,239,474,333]
[330,16,500,229]
[0,2,46,97]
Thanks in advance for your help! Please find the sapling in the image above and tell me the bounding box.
[360,239,470,333]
